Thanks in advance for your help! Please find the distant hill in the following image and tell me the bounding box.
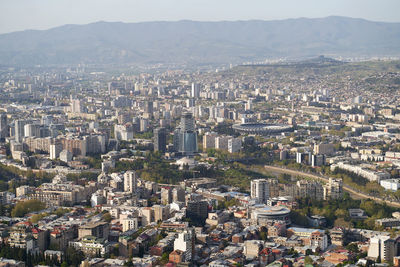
[0,16,400,66]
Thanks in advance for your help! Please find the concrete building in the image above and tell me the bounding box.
[323,178,343,200]
[161,187,172,205]
[124,171,137,194]
[121,217,138,232]
[14,120,28,143]
[173,229,195,262]
[59,150,72,163]
[172,187,185,203]
[153,205,169,223]
[78,221,110,240]
[191,83,200,99]
[0,113,7,139]
[368,236,397,262]
[203,132,217,150]
[187,200,208,220]
[251,179,279,204]
[154,127,166,153]
[228,137,242,153]
[314,143,335,155]
[49,143,63,160]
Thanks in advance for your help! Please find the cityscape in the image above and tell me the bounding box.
[0,1,400,267]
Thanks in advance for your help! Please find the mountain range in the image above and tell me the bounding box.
[0,16,399,66]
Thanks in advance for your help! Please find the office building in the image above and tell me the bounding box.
[191,83,200,99]
[0,113,8,139]
[176,113,197,155]
[154,127,166,153]
[14,120,28,143]
[187,200,208,220]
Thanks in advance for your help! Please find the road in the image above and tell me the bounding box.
[263,165,400,209]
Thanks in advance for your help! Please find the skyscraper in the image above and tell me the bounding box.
[14,120,28,143]
[154,127,166,153]
[191,83,200,99]
[177,113,197,155]
[145,101,153,118]
[0,114,8,139]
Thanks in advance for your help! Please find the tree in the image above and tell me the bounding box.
[102,212,112,223]
[304,256,313,265]
[11,200,46,217]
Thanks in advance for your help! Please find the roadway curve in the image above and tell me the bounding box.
[263,165,400,209]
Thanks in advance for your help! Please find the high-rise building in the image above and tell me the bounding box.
[154,127,166,153]
[323,178,343,200]
[50,143,63,159]
[251,179,279,203]
[173,228,195,262]
[368,236,397,262]
[141,207,154,226]
[24,124,41,138]
[203,132,217,150]
[228,138,242,153]
[140,118,149,132]
[187,200,208,220]
[144,101,154,119]
[172,187,185,203]
[153,205,169,222]
[191,83,200,99]
[177,113,197,155]
[161,187,172,205]
[14,120,28,143]
[124,171,137,194]
[70,98,85,113]
[314,143,335,155]
[0,113,8,139]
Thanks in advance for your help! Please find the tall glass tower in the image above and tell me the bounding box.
[177,112,197,155]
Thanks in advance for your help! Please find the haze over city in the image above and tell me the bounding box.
[1,0,400,34]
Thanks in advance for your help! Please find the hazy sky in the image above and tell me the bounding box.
[1,0,399,34]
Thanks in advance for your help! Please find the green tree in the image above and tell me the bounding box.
[11,200,46,217]
[102,212,112,223]
[304,256,313,265]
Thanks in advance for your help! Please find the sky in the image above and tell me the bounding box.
[1,0,399,34]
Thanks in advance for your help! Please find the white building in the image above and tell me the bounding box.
[50,143,62,160]
[173,229,194,262]
[331,162,390,182]
[251,179,271,204]
[368,236,396,262]
[124,171,137,193]
[380,179,400,191]
[121,217,138,232]
[114,124,134,141]
[191,83,200,99]
[59,150,72,163]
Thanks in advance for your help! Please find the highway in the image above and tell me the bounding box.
[262,165,400,209]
